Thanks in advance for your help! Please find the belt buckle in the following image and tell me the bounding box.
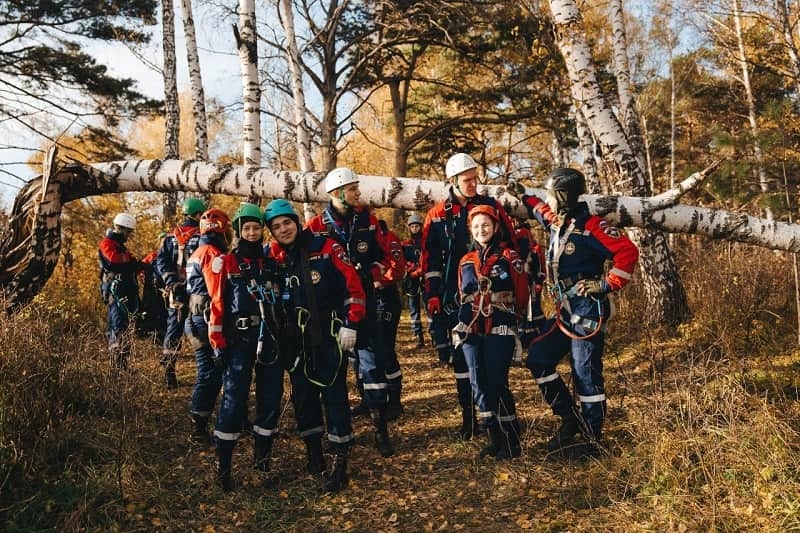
[236,317,250,330]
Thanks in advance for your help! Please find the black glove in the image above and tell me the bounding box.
[212,347,228,371]
[506,180,527,199]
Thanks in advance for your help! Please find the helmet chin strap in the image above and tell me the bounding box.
[454,180,474,201]
[337,188,355,212]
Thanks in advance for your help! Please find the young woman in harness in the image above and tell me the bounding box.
[456,205,530,460]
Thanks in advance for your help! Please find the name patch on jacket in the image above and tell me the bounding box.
[599,220,621,239]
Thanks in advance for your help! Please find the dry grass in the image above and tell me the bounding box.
[1,240,799,532]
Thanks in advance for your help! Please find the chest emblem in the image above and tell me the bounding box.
[356,241,369,253]
[310,270,322,284]
[564,242,576,255]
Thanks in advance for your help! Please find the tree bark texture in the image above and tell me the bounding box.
[181,0,210,161]
[234,0,262,169]
[161,0,179,222]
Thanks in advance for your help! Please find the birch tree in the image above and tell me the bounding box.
[162,0,180,221]
[546,0,690,326]
[180,0,210,161]
[233,0,262,204]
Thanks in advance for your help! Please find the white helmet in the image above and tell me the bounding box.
[445,153,478,179]
[113,213,137,230]
[407,213,423,226]
[325,167,360,193]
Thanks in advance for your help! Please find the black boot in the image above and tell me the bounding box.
[189,414,211,445]
[253,436,273,473]
[351,400,369,418]
[216,446,234,492]
[304,435,326,474]
[479,425,504,458]
[322,446,349,493]
[415,331,425,348]
[165,365,178,389]
[458,407,479,440]
[385,387,404,421]
[370,409,395,457]
[546,412,581,451]
[495,421,522,460]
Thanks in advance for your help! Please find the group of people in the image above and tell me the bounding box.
[97,153,639,493]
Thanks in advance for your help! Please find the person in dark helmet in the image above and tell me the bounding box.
[156,197,208,389]
[456,205,530,460]
[265,198,366,493]
[184,208,232,451]
[402,213,426,348]
[212,203,281,492]
[420,152,518,440]
[508,167,639,456]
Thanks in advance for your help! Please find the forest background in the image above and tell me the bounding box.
[1,0,799,531]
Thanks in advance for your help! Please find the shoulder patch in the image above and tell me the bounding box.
[599,220,621,239]
[331,243,352,265]
[211,255,225,274]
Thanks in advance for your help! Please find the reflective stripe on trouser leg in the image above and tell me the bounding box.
[570,332,606,432]
[430,312,454,361]
[356,346,388,408]
[253,345,284,437]
[320,348,354,446]
[526,324,575,417]
[187,317,223,417]
[408,294,422,335]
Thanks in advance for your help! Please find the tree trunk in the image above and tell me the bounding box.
[279,0,316,221]
[180,0,209,162]
[549,0,689,326]
[161,0,179,223]
[234,0,262,204]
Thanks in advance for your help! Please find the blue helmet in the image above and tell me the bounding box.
[264,199,299,226]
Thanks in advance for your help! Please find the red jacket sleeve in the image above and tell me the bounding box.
[202,248,227,350]
[327,240,366,326]
[504,248,531,316]
[377,227,406,286]
[585,216,639,291]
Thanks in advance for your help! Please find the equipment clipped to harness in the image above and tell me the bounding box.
[247,278,280,366]
[294,308,343,388]
[547,282,606,340]
[108,277,138,315]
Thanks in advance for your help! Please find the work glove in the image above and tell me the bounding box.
[338,327,358,352]
[576,278,610,298]
[427,296,442,316]
[506,180,527,199]
[212,347,228,371]
[451,322,470,350]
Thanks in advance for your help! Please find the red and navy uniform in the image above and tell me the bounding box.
[458,244,529,439]
[513,219,546,323]
[520,194,639,436]
[401,232,425,335]
[98,229,140,369]
[156,218,202,369]
[266,229,366,450]
[306,204,398,410]
[420,188,517,428]
[185,233,227,420]
[214,241,280,454]
[137,248,167,342]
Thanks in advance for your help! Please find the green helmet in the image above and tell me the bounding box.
[182,197,208,216]
[232,202,264,235]
[264,199,299,226]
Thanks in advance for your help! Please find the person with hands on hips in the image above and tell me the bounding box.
[184,209,232,449]
[420,152,518,440]
[265,199,366,493]
[456,205,530,460]
[508,168,639,456]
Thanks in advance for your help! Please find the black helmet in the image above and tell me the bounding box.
[545,167,585,213]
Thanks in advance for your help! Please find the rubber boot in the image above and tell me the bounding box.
[495,420,522,460]
[216,446,234,492]
[165,364,178,390]
[189,414,211,445]
[253,436,273,473]
[304,435,326,474]
[370,409,395,457]
[322,445,349,493]
[546,412,581,451]
[458,407,479,440]
[479,425,504,458]
[415,331,425,348]
[385,387,404,422]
